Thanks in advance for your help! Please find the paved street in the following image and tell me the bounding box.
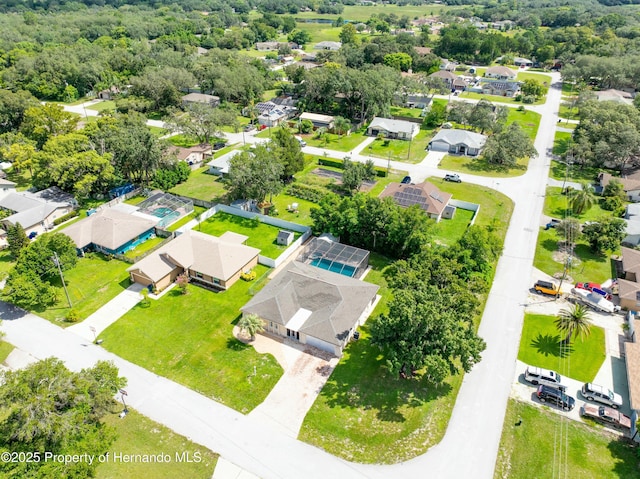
[9,72,565,479]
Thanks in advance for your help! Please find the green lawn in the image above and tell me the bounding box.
[269,194,317,226]
[367,128,433,164]
[37,253,131,324]
[124,195,146,205]
[506,108,541,140]
[459,91,544,105]
[553,130,573,155]
[543,187,610,222]
[516,71,552,84]
[300,131,368,152]
[390,106,424,119]
[86,100,116,112]
[432,208,474,246]
[0,249,15,279]
[221,115,250,133]
[438,154,529,178]
[534,227,616,284]
[100,268,283,413]
[198,212,301,259]
[559,103,580,120]
[495,400,640,479]
[429,177,514,242]
[168,134,201,147]
[295,21,342,43]
[549,161,603,182]
[123,236,166,260]
[5,168,32,191]
[0,340,14,363]
[300,253,464,463]
[98,409,217,479]
[148,125,168,137]
[166,205,208,232]
[518,314,605,383]
[169,166,228,202]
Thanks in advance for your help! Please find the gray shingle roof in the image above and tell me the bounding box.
[241,261,378,348]
[368,117,418,135]
[0,187,75,229]
[430,128,487,149]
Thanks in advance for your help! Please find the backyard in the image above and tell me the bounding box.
[169,166,228,202]
[197,212,302,259]
[494,400,639,479]
[366,128,434,164]
[549,160,603,182]
[298,130,368,152]
[543,187,610,221]
[518,313,605,383]
[98,408,218,479]
[123,236,167,260]
[438,154,529,178]
[432,208,475,246]
[459,91,544,105]
[99,267,283,414]
[37,253,131,325]
[534,227,616,284]
[506,108,541,140]
[167,205,208,232]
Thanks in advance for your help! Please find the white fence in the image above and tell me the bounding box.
[449,199,481,226]
[178,203,312,268]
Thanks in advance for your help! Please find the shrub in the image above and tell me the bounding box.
[515,94,523,102]
[517,105,525,112]
[601,195,623,211]
[65,309,81,323]
[285,183,327,203]
[241,270,257,281]
[522,95,536,104]
[53,210,79,226]
[317,158,387,177]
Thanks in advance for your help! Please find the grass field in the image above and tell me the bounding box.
[124,195,146,205]
[506,108,541,140]
[0,249,15,278]
[97,409,218,479]
[86,100,116,112]
[516,71,552,84]
[300,130,368,152]
[0,340,14,363]
[100,267,282,413]
[37,253,131,325]
[495,399,640,479]
[168,134,201,147]
[549,160,603,182]
[169,166,228,202]
[123,236,166,260]
[460,91,544,105]
[269,194,317,226]
[198,212,301,259]
[543,187,610,222]
[148,125,168,137]
[518,314,605,383]
[367,128,434,164]
[534,227,616,284]
[553,130,573,155]
[166,205,208,231]
[559,103,580,120]
[438,154,529,178]
[390,106,424,119]
[432,208,474,246]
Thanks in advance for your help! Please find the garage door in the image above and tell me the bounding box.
[305,335,334,354]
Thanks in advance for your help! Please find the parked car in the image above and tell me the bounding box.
[401,176,412,184]
[295,137,307,147]
[525,366,567,390]
[536,385,575,411]
[212,142,226,150]
[580,403,631,429]
[243,124,256,132]
[575,282,601,292]
[534,280,560,297]
[581,383,623,408]
[544,219,560,230]
[444,173,462,183]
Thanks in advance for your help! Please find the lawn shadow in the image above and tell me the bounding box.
[321,337,453,423]
[541,237,560,254]
[531,333,573,357]
[226,337,250,351]
[462,157,526,174]
[552,137,573,156]
[607,437,639,477]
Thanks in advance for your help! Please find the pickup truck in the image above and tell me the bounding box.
[571,288,621,314]
[580,403,631,429]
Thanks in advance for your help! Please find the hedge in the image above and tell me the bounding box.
[53,210,79,226]
[285,183,327,203]
[317,158,387,177]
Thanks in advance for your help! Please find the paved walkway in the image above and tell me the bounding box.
[66,283,145,341]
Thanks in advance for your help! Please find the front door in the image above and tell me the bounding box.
[287,329,300,340]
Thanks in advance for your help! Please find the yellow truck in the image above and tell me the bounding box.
[534,280,560,297]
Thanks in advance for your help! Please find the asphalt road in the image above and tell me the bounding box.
[8,72,563,479]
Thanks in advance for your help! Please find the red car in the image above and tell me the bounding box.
[575,282,601,291]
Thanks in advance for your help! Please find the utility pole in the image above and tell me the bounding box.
[52,251,72,308]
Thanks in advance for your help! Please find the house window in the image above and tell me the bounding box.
[213,278,220,285]
[195,272,203,279]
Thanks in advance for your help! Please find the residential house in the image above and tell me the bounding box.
[393,93,432,109]
[623,204,640,247]
[127,229,260,292]
[258,108,289,127]
[196,47,209,56]
[207,150,242,176]
[240,261,379,356]
[0,179,16,198]
[621,247,640,283]
[484,66,517,80]
[62,208,158,255]
[430,70,467,91]
[440,59,458,72]
[255,41,299,51]
[300,112,335,129]
[97,86,120,100]
[367,117,419,140]
[428,129,487,156]
[379,181,454,222]
[171,144,212,168]
[392,29,415,35]
[314,41,342,51]
[480,80,520,97]
[598,172,640,202]
[623,316,640,439]
[181,93,220,108]
[593,89,634,105]
[514,57,533,67]
[0,186,76,237]
[414,46,432,55]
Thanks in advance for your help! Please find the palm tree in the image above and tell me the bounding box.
[333,116,351,137]
[555,304,592,345]
[238,314,264,341]
[570,182,596,215]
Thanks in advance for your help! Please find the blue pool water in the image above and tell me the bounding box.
[153,207,174,218]
[310,258,356,277]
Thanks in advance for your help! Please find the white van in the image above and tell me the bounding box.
[524,366,567,390]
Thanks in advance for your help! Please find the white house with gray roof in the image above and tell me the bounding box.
[367,117,419,140]
[0,186,76,237]
[428,129,487,156]
[240,261,379,356]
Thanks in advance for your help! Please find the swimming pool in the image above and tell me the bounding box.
[310,258,356,277]
[153,207,174,218]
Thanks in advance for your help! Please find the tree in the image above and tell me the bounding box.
[468,100,507,134]
[288,30,312,46]
[520,79,546,99]
[603,179,625,199]
[166,104,237,145]
[423,102,447,127]
[333,116,351,136]
[176,273,189,295]
[383,52,412,72]
[238,314,264,341]
[20,103,79,148]
[6,223,28,259]
[569,182,596,215]
[3,270,56,310]
[1,140,37,176]
[555,304,591,345]
[342,158,376,193]
[228,145,284,204]
[0,358,124,478]
[270,127,304,178]
[556,218,582,246]
[581,217,627,254]
[447,102,474,129]
[339,23,358,45]
[13,232,77,281]
[482,123,537,166]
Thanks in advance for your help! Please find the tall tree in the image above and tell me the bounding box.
[339,23,358,45]
[270,127,304,178]
[166,104,237,145]
[569,182,596,215]
[228,145,284,204]
[333,116,351,136]
[482,123,537,166]
[20,104,79,148]
[238,314,264,341]
[581,217,626,254]
[6,223,29,259]
[342,158,376,193]
[555,304,591,345]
